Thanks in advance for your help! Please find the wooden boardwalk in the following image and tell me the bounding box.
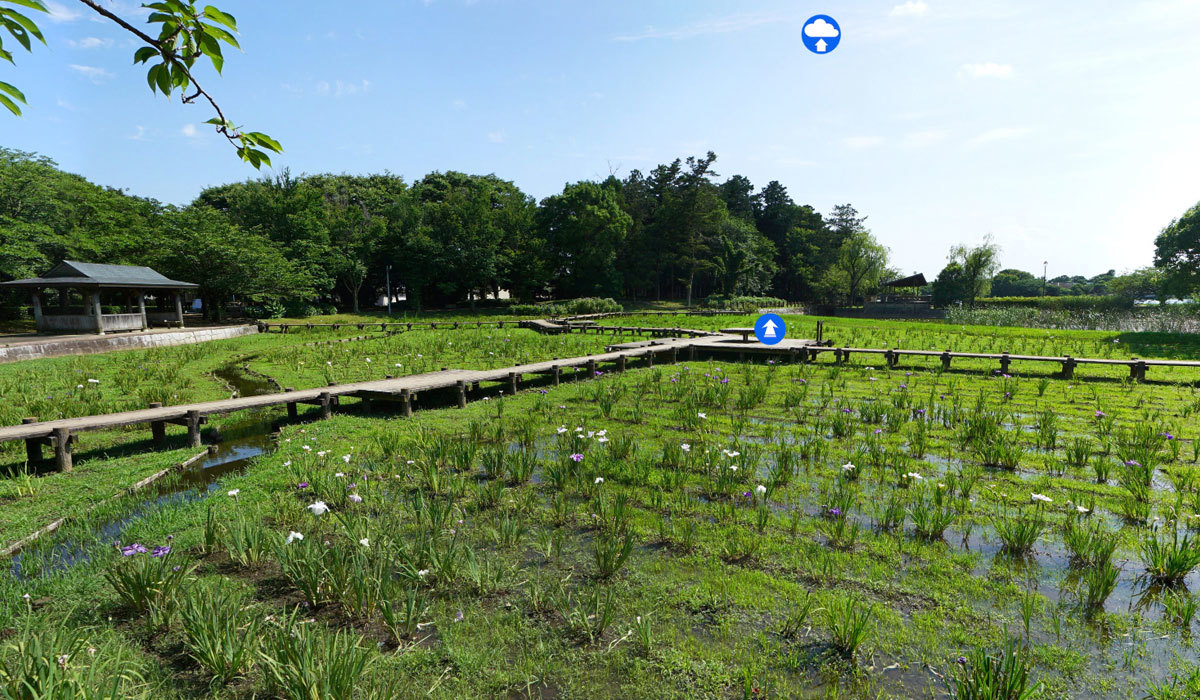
[6,315,1200,473]
[1,336,708,471]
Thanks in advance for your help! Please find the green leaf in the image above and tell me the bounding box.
[155,60,172,93]
[202,5,237,31]
[3,8,46,43]
[133,46,158,64]
[3,1,49,13]
[146,12,175,24]
[0,91,21,116]
[201,24,239,50]
[203,116,229,127]
[2,20,31,52]
[245,131,283,153]
[145,63,160,93]
[0,79,27,102]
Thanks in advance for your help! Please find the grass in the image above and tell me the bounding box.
[1,312,1200,696]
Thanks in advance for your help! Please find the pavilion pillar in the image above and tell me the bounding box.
[137,291,148,330]
[30,290,44,331]
[90,290,104,334]
[173,291,184,328]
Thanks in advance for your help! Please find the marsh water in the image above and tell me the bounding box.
[12,361,280,578]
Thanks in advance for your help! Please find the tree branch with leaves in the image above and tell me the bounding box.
[0,0,280,168]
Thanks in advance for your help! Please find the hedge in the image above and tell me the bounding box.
[974,295,1133,311]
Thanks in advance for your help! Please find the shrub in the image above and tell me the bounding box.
[702,294,787,311]
[510,297,623,316]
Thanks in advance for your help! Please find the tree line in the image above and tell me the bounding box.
[1,147,900,316]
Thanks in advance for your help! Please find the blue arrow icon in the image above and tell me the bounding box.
[755,313,787,346]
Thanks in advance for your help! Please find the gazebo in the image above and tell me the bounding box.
[0,261,198,335]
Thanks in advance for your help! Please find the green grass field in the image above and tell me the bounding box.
[2,313,1199,698]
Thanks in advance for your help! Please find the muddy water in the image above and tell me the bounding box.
[12,361,281,578]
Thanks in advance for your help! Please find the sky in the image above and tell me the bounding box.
[5,0,1200,279]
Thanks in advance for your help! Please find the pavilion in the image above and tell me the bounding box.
[0,261,198,335]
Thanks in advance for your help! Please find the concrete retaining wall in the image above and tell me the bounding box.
[0,325,258,364]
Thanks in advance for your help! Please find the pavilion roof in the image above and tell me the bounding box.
[0,261,198,290]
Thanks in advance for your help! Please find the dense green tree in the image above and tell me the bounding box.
[932,261,968,307]
[948,236,1001,307]
[1108,267,1162,301]
[821,229,890,305]
[712,218,777,296]
[718,175,756,223]
[537,181,631,298]
[991,268,1041,297]
[150,207,314,319]
[1155,201,1200,297]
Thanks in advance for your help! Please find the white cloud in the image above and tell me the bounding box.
[803,18,839,38]
[844,135,884,149]
[487,131,505,143]
[890,1,929,17]
[958,62,1014,79]
[66,37,113,49]
[129,125,147,141]
[451,98,467,110]
[56,97,75,111]
[901,130,945,149]
[44,1,81,22]
[614,12,784,41]
[68,64,114,84]
[968,126,1033,146]
[181,123,199,138]
[315,79,370,97]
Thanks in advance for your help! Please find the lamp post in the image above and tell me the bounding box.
[385,264,392,316]
[1041,261,1047,298]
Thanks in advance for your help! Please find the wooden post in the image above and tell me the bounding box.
[30,290,43,331]
[671,348,678,364]
[1061,357,1075,379]
[646,351,654,368]
[941,351,952,371]
[1000,353,1011,374]
[552,365,561,386]
[186,410,202,447]
[508,372,519,394]
[149,403,165,443]
[400,388,412,417]
[52,427,72,472]
[587,359,597,376]
[90,291,104,334]
[22,418,41,465]
[173,291,184,328]
[689,345,697,361]
[319,392,332,419]
[284,388,298,418]
[617,356,626,372]
[137,291,147,330]
[455,381,467,408]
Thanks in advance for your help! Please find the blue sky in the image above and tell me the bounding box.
[6,0,1200,278]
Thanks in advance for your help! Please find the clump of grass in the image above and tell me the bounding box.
[179,582,262,685]
[1078,561,1119,615]
[946,633,1042,700]
[994,508,1045,555]
[380,588,429,645]
[103,546,195,628]
[1141,525,1200,585]
[1063,520,1118,568]
[824,593,874,659]
[909,484,956,540]
[0,614,148,698]
[260,611,375,699]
